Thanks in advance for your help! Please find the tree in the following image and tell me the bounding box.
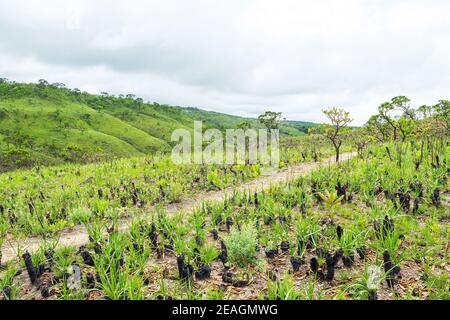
[418,105,432,118]
[3,129,35,149]
[397,116,416,141]
[52,82,66,89]
[376,96,418,141]
[365,114,389,142]
[378,102,398,140]
[432,100,450,133]
[237,121,252,130]
[392,96,416,120]
[134,97,144,111]
[37,79,49,87]
[81,113,92,123]
[258,111,282,130]
[322,107,353,162]
[307,127,319,135]
[0,108,8,120]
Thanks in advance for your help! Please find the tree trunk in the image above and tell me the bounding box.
[335,146,340,162]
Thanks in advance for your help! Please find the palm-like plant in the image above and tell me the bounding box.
[317,190,344,207]
[266,273,300,300]
[348,265,384,300]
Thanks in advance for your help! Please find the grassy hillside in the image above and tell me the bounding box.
[0,79,315,171]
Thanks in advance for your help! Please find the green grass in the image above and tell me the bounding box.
[0,80,315,172]
[0,139,448,300]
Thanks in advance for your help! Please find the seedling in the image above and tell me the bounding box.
[348,264,384,300]
[0,267,19,300]
[266,272,299,300]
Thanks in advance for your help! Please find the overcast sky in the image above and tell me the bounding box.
[0,0,449,125]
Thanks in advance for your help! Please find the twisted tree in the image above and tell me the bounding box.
[322,107,353,162]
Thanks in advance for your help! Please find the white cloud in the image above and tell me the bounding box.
[0,0,449,125]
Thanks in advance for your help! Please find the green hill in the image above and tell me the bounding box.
[0,79,315,171]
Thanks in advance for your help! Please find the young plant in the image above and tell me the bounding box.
[199,244,219,266]
[224,222,259,267]
[295,217,321,249]
[266,272,300,300]
[125,273,145,300]
[273,221,290,252]
[206,287,231,300]
[299,276,324,300]
[53,246,78,279]
[0,267,19,300]
[348,265,384,300]
[373,227,404,264]
[317,189,344,208]
[94,233,128,300]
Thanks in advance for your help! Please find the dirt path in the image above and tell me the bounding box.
[1,152,356,264]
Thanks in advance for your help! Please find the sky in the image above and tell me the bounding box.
[0,0,449,125]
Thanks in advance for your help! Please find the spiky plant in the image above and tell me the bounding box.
[317,189,344,208]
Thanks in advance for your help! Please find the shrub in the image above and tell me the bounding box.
[167,181,183,203]
[199,243,219,265]
[68,207,92,225]
[224,222,258,267]
[0,108,8,120]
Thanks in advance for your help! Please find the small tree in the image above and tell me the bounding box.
[258,111,282,130]
[37,79,49,87]
[392,96,416,120]
[365,114,389,142]
[376,96,416,141]
[237,121,252,130]
[418,105,432,119]
[378,102,398,140]
[397,116,416,141]
[432,100,450,133]
[322,107,353,162]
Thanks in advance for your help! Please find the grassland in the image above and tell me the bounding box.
[0,80,448,301]
[0,133,339,238]
[0,139,448,300]
[0,80,314,172]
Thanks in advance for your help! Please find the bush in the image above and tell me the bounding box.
[0,108,8,120]
[168,181,183,203]
[224,222,258,267]
[68,207,92,225]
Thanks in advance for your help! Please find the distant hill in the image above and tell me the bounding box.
[0,79,316,171]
